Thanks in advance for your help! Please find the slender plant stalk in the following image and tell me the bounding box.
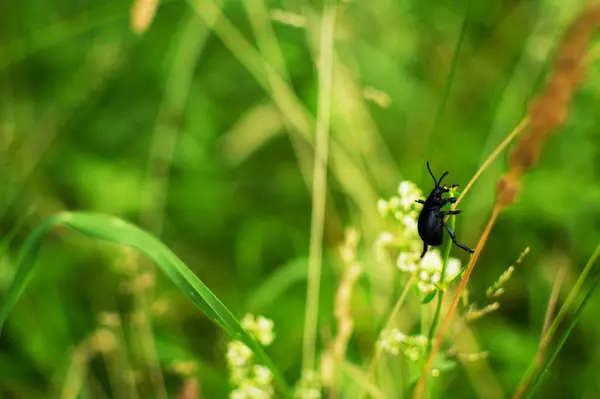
[357,276,416,399]
[412,204,501,398]
[524,271,600,399]
[512,243,600,399]
[302,0,337,372]
[60,339,91,399]
[100,302,140,399]
[510,266,565,398]
[452,117,528,210]
[536,267,566,369]
[408,112,528,398]
[329,229,362,396]
[426,193,458,354]
[240,0,319,196]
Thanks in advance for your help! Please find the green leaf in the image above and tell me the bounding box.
[0,211,291,398]
[421,290,437,305]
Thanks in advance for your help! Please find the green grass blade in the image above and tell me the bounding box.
[524,271,600,399]
[514,244,600,394]
[0,211,291,398]
[423,0,471,163]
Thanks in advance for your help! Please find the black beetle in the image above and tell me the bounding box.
[415,161,474,258]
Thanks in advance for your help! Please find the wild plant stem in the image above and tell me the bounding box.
[536,267,566,369]
[411,112,527,397]
[426,194,456,354]
[524,271,600,399]
[358,276,416,399]
[452,117,528,210]
[412,205,501,399]
[60,338,90,399]
[510,266,565,399]
[512,243,600,399]
[302,0,336,373]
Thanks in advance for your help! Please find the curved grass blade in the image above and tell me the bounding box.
[523,271,600,399]
[0,211,291,398]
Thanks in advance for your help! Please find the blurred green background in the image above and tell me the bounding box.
[2,0,600,398]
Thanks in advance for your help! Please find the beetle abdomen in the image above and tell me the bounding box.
[417,209,443,246]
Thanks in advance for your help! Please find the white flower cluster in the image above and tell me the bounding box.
[293,370,322,399]
[400,249,461,293]
[377,181,462,293]
[226,314,276,399]
[241,314,275,346]
[377,181,423,254]
[378,329,429,361]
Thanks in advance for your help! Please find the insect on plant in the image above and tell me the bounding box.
[416,161,474,258]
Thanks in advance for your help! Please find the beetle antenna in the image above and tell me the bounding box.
[438,171,449,186]
[426,161,437,185]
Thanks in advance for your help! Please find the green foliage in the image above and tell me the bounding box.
[0,212,291,397]
[2,0,600,398]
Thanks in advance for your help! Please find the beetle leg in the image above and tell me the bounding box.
[420,242,428,258]
[415,199,425,204]
[443,224,474,254]
[439,197,456,207]
[441,210,461,216]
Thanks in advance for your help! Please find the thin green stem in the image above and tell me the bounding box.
[412,205,501,399]
[524,271,600,399]
[451,117,528,211]
[302,0,337,373]
[357,276,416,399]
[426,192,457,354]
[542,244,600,345]
[512,243,600,398]
[422,0,472,353]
